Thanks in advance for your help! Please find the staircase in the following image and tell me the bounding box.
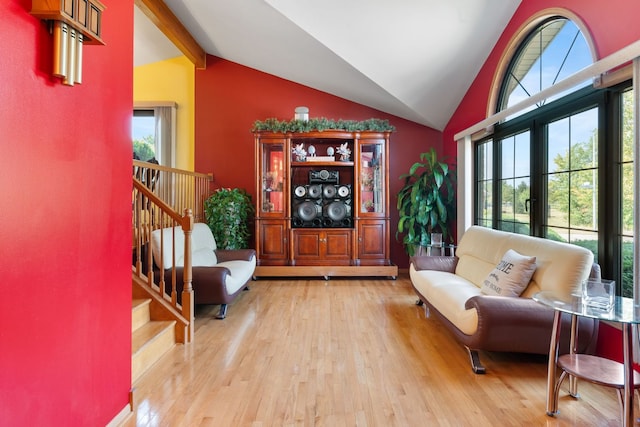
[131,272,191,384]
[131,298,176,383]
[131,161,212,383]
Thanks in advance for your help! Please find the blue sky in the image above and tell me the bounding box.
[132,116,155,141]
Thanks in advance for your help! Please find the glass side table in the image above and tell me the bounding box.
[416,244,456,257]
[533,291,640,427]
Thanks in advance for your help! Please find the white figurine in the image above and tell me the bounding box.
[336,142,351,161]
[292,143,307,161]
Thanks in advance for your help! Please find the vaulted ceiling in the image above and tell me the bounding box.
[134,0,522,131]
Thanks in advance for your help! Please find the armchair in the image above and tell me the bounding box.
[151,223,256,319]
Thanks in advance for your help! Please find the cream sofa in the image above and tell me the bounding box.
[409,226,599,374]
[151,223,256,319]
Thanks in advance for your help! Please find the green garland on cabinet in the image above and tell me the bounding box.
[251,117,395,133]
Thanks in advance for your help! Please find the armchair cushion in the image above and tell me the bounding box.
[192,248,218,267]
[151,223,217,269]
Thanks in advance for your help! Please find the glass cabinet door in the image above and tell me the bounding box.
[260,142,285,214]
[360,143,384,214]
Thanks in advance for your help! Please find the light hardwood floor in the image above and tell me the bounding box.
[125,275,625,426]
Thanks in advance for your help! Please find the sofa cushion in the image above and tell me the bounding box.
[410,265,480,335]
[480,249,537,297]
[192,248,218,267]
[455,226,593,298]
[151,223,217,269]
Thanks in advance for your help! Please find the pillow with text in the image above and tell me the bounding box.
[481,249,537,297]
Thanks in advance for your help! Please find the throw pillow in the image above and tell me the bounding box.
[481,249,537,297]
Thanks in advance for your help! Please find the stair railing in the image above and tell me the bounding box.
[132,178,195,342]
[133,159,213,223]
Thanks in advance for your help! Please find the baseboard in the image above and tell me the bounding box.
[106,389,135,427]
[106,403,132,427]
[254,264,398,278]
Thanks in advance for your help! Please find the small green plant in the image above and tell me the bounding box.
[396,148,456,256]
[204,188,255,250]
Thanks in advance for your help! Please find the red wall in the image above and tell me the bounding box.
[195,56,442,268]
[444,0,640,362]
[0,1,133,424]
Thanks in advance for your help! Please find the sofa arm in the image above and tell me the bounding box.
[215,249,256,263]
[157,265,232,304]
[192,265,231,284]
[464,295,555,354]
[463,295,597,354]
[162,265,231,288]
[410,255,458,273]
[465,295,553,330]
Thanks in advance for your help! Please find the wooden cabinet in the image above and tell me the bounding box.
[357,220,388,263]
[257,220,288,265]
[292,229,352,265]
[31,0,105,44]
[254,130,397,278]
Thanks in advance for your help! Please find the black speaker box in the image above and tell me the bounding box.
[322,200,352,228]
[292,199,322,228]
[293,184,323,200]
[309,169,339,183]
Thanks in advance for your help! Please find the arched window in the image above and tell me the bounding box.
[498,17,593,117]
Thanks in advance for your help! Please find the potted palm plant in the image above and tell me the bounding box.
[396,148,456,256]
[204,188,255,250]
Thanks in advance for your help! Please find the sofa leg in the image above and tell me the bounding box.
[416,300,430,317]
[466,347,486,374]
[216,304,228,319]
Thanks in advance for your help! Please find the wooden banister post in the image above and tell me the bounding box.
[181,209,195,342]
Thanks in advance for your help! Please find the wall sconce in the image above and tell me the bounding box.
[294,106,309,122]
[31,0,105,87]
